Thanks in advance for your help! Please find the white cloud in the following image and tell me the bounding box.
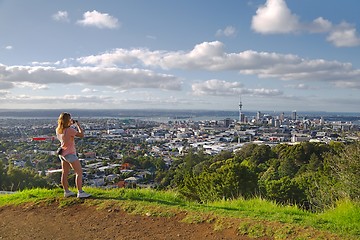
[0,64,182,91]
[327,22,360,47]
[0,90,9,96]
[5,46,13,50]
[192,79,243,96]
[191,79,282,97]
[333,81,360,89]
[0,92,198,109]
[76,41,360,87]
[77,10,120,29]
[2,40,360,110]
[82,88,99,93]
[121,94,192,106]
[16,82,48,90]
[216,26,236,37]
[0,94,114,107]
[251,0,360,47]
[296,83,309,89]
[307,17,332,33]
[249,88,283,96]
[251,0,300,34]
[52,11,70,22]
[78,49,139,67]
[286,83,313,90]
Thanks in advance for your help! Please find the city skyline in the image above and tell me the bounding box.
[1,0,360,112]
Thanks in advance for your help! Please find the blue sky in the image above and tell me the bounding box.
[1,0,360,112]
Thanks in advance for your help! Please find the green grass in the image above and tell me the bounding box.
[0,188,62,205]
[206,197,360,237]
[0,187,359,239]
[315,199,360,236]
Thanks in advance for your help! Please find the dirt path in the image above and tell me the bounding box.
[0,203,265,240]
[0,200,345,240]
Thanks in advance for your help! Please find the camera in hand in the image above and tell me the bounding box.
[72,119,78,124]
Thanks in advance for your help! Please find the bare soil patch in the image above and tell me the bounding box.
[0,201,264,240]
[0,200,342,240]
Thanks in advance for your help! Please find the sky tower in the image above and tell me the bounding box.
[239,95,245,123]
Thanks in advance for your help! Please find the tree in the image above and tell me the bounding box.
[219,159,258,199]
[327,141,360,201]
[263,176,305,205]
[235,143,257,161]
[249,144,273,165]
[307,153,322,172]
[0,160,5,189]
[278,157,298,178]
[294,171,336,211]
[179,158,258,202]
[5,167,50,191]
[212,150,233,162]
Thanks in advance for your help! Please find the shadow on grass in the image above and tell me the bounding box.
[86,193,241,214]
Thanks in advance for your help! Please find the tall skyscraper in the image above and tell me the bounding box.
[292,110,297,121]
[239,96,245,123]
[280,112,285,122]
[320,116,325,125]
[256,111,261,120]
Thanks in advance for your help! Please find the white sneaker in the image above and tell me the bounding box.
[64,191,76,198]
[77,191,91,198]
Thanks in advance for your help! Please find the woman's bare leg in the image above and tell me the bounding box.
[69,160,83,192]
[61,159,71,191]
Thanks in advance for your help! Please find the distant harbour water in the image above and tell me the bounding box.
[0,109,359,124]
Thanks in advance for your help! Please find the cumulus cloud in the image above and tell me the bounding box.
[0,64,181,91]
[216,26,236,37]
[251,0,360,47]
[0,94,114,107]
[192,79,282,97]
[192,79,243,96]
[52,11,70,22]
[0,93,196,109]
[77,10,120,29]
[251,0,300,34]
[120,94,194,107]
[3,40,360,111]
[307,17,332,33]
[82,88,99,93]
[327,22,360,47]
[2,41,360,110]
[249,88,283,96]
[76,41,360,87]
[0,90,9,96]
[286,83,313,90]
[333,81,360,89]
[16,82,48,90]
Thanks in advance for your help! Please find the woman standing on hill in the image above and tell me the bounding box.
[56,112,91,198]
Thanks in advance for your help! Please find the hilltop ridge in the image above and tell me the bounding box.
[0,199,342,240]
[0,188,352,240]
[0,200,256,240]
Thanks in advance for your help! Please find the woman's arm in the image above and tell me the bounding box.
[75,121,84,138]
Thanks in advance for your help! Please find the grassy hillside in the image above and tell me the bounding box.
[0,187,359,239]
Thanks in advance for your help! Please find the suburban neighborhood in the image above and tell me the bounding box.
[1,110,359,190]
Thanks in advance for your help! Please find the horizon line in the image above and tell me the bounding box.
[0,108,359,114]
